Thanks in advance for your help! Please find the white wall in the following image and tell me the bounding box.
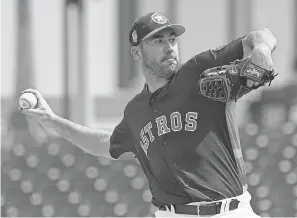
[31,0,64,96]
[136,0,167,17]
[1,0,17,98]
[1,0,295,99]
[177,0,229,62]
[1,0,119,98]
[85,0,118,97]
[251,0,295,86]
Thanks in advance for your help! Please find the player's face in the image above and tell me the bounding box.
[140,29,180,79]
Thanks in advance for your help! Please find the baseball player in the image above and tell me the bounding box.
[20,12,277,217]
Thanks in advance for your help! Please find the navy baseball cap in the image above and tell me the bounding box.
[129,12,186,46]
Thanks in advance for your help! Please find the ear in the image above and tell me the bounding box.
[131,46,142,60]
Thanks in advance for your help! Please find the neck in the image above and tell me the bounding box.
[143,69,169,93]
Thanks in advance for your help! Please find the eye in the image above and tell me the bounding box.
[154,39,162,44]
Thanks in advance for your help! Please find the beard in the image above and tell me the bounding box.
[141,50,181,80]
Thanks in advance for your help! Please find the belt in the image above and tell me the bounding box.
[159,198,240,216]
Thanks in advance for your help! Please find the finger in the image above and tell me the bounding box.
[21,108,44,116]
[246,80,254,88]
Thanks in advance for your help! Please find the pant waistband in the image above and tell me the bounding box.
[159,192,251,216]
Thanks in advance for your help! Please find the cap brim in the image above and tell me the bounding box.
[142,24,186,42]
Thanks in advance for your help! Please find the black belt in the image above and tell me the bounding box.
[159,199,240,216]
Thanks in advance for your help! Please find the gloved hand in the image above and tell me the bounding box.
[197,44,278,102]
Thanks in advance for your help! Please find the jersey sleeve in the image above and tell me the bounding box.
[109,114,135,159]
[188,36,246,73]
[208,36,245,65]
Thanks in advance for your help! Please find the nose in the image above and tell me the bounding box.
[164,41,173,55]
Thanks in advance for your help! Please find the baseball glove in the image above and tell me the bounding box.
[197,57,278,102]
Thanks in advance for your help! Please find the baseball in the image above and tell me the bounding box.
[19,93,38,109]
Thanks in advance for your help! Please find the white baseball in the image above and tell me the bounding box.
[19,93,38,109]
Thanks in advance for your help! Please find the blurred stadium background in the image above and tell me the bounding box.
[1,0,297,217]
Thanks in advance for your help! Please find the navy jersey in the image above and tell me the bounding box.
[110,37,247,208]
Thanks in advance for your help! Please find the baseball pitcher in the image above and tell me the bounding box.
[20,12,277,218]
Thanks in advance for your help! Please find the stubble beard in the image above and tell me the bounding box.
[141,51,181,80]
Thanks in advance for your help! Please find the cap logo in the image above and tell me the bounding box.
[151,13,167,24]
[131,30,138,43]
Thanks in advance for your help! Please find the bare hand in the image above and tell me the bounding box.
[19,89,55,124]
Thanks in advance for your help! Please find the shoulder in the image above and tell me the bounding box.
[186,50,216,65]
[178,50,220,78]
[124,91,146,116]
[180,36,245,72]
[179,50,216,72]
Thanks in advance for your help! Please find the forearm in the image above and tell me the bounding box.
[47,114,112,157]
